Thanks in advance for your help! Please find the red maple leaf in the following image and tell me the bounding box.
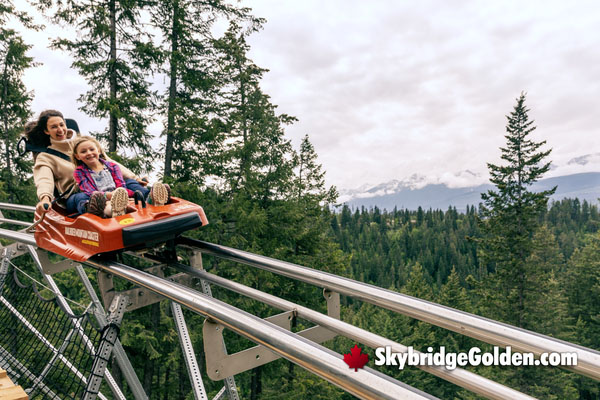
[343,344,369,371]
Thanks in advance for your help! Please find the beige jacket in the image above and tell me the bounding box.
[33,138,138,201]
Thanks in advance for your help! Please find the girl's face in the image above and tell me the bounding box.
[75,140,100,165]
[45,116,68,141]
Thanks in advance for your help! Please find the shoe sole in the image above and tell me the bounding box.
[151,183,169,206]
[111,188,129,217]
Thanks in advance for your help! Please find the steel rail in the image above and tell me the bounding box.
[178,237,600,381]
[0,217,30,227]
[0,228,36,245]
[82,258,436,400]
[171,262,535,400]
[0,203,35,213]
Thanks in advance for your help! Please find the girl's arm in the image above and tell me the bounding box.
[107,162,134,197]
[73,167,98,196]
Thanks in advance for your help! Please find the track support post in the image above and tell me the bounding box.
[188,250,240,400]
[83,294,129,400]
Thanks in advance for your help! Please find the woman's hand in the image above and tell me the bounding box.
[36,196,52,215]
[136,176,149,186]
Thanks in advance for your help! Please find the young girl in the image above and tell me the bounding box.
[71,136,131,217]
[70,136,170,218]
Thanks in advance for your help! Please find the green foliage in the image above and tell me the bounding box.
[43,0,158,169]
[149,0,261,181]
[0,5,37,204]
[478,92,556,328]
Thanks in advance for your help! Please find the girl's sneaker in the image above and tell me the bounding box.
[87,192,106,218]
[111,187,129,216]
[150,182,169,206]
[164,183,171,201]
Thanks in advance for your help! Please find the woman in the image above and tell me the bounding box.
[27,109,147,215]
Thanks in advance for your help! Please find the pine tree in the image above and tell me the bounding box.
[149,0,260,182]
[478,92,556,327]
[214,23,296,197]
[0,2,39,203]
[44,0,158,168]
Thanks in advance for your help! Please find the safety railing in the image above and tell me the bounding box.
[2,201,600,400]
[178,237,600,381]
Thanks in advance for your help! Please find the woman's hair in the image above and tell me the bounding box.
[25,110,65,148]
[71,136,107,167]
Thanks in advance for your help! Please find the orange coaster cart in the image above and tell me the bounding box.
[34,197,208,262]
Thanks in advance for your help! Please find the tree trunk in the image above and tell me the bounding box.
[143,357,153,398]
[164,0,179,178]
[1,49,13,201]
[143,303,161,397]
[178,355,186,399]
[234,57,247,190]
[250,366,262,400]
[163,364,170,400]
[108,0,118,152]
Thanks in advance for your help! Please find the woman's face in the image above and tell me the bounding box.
[44,116,68,141]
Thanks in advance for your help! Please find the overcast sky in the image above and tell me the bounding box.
[15,0,600,190]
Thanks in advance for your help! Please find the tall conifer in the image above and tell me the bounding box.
[42,0,157,168]
[0,3,38,202]
[150,0,260,181]
[479,92,555,327]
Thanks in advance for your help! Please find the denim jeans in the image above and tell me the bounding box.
[125,179,150,199]
[66,192,91,215]
[66,180,149,215]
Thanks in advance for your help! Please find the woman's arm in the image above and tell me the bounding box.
[33,161,56,202]
[33,157,55,215]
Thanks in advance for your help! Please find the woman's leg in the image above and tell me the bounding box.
[66,192,91,215]
[125,179,150,199]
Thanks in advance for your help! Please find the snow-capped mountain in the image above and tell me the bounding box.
[338,170,485,204]
[339,172,600,211]
[338,154,600,211]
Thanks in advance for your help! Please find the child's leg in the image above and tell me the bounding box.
[66,192,91,215]
[111,187,129,216]
[149,182,169,206]
[87,192,107,218]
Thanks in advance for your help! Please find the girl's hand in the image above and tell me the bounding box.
[36,196,52,215]
[137,176,149,186]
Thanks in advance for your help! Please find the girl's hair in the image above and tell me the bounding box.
[71,136,107,167]
[25,110,65,148]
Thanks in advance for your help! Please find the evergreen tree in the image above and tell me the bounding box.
[149,0,260,182]
[295,134,337,203]
[43,0,157,168]
[0,2,38,203]
[478,92,555,327]
[214,22,296,197]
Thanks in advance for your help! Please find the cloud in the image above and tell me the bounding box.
[244,0,600,190]
[11,0,600,191]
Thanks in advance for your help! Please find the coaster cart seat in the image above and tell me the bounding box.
[33,197,208,262]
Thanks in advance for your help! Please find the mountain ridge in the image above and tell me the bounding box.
[341,172,600,211]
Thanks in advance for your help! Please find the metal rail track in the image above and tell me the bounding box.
[2,202,600,399]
